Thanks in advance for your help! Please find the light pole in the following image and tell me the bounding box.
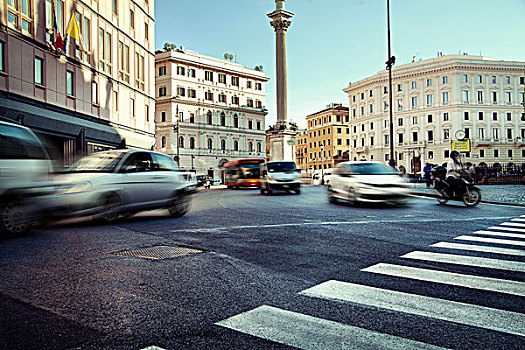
[173,104,180,165]
[320,145,325,184]
[386,0,396,165]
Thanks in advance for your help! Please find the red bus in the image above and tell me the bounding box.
[223,158,265,188]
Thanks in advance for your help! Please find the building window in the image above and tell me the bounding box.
[218,73,226,84]
[492,112,498,121]
[442,92,449,103]
[257,121,261,130]
[130,98,135,117]
[443,129,450,140]
[231,76,239,87]
[247,80,252,89]
[412,116,418,124]
[205,91,213,101]
[248,120,253,129]
[34,57,43,85]
[477,75,482,84]
[477,91,483,103]
[426,78,432,87]
[492,91,497,103]
[478,128,485,139]
[118,42,130,83]
[369,104,373,113]
[7,0,33,33]
[492,128,499,139]
[427,114,433,123]
[112,0,118,15]
[398,118,403,126]
[145,105,149,122]
[179,136,184,148]
[463,111,468,121]
[505,92,512,104]
[145,22,149,40]
[426,94,432,105]
[507,129,513,139]
[0,41,4,72]
[220,112,226,126]
[161,111,166,122]
[205,70,213,81]
[177,66,186,75]
[442,76,448,84]
[255,82,262,90]
[443,112,449,121]
[232,96,239,105]
[397,84,402,92]
[66,70,74,95]
[478,112,483,121]
[221,139,226,151]
[508,150,513,158]
[159,86,166,96]
[427,130,433,141]
[444,150,449,158]
[494,149,499,158]
[480,149,485,158]
[507,112,512,121]
[256,100,262,108]
[161,136,166,148]
[248,142,253,152]
[411,81,417,89]
[91,81,98,104]
[506,76,511,84]
[428,151,434,159]
[218,93,226,103]
[412,132,418,142]
[207,138,213,150]
[189,137,195,149]
[397,99,403,110]
[462,90,469,102]
[463,74,468,83]
[411,96,417,107]
[189,69,196,78]
[135,53,145,91]
[247,99,254,107]
[491,76,496,84]
[257,142,262,153]
[189,89,196,98]
[130,9,135,29]
[233,140,239,151]
[207,111,212,125]
[398,133,403,144]
[113,91,118,111]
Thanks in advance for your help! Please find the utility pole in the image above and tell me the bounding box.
[386,0,396,165]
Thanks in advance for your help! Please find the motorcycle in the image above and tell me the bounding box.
[430,166,481,207]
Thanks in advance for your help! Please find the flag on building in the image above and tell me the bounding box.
[63,13,84,55]
[51,0,65,54]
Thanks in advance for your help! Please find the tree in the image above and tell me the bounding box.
[254,65,264,72]
[163,42,178,51]
[224,53,234,61]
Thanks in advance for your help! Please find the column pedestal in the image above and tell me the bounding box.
[267,127,296,162]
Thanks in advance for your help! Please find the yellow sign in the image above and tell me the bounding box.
[451,139,471,153]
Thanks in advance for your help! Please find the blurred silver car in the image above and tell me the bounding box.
[0,120,53,234]
[328,161,410,205]
[50,149,192,222]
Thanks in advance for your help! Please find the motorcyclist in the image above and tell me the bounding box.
[446,150,463,194]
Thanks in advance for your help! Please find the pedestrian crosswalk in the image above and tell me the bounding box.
[216,216,525,349]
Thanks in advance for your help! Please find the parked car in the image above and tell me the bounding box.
[0,120,54,235]
[212,179,222,186]
[327,161,410,205]
[260,161,301,195]
[196,175,207,187]
[50,149,192,222]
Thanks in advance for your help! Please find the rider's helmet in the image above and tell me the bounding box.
[450,150,460,162]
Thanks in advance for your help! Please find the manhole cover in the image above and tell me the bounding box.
[114,245,203,260]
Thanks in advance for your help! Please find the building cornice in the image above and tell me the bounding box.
[156,97,269,116]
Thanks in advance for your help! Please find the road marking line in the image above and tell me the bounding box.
[299,280,525,337]
[168,216,513,233]
[489,226,525,233]
[402,250,525,272]
[430,242,525,257]
[474,230,525,239]
[362,263,525,297]
[216,305,448,350]
[454,235,525,247]
[502,222,525,228]
[141,346,165,350]
[512,218,525,222]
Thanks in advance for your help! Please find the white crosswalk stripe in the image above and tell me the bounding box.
[216,305,448,350]
[454,235,525,247]
[488,225,525,233]
[474,230,525,239]
[430,241,525,256]
[299,280,525,337]
[402,250,525,271]
[501,222,525,228]
[511,218,525,222]
[362,263,525,296]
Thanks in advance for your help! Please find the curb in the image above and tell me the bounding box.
[409,191,525,208]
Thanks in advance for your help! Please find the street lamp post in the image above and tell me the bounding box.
[320,145,324,184]
[386,0,396,165]
[173,104,180,165]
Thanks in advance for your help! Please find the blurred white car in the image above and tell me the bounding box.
[180,172,197,192]
[50,149,192,222]
[0,120,54,234]
[328,161,410,205]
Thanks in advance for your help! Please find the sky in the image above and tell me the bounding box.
[155,0,525,129]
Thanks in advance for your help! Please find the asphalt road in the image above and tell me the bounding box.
[1,186,524,350]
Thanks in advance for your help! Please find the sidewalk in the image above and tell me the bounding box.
[409,183,525,206]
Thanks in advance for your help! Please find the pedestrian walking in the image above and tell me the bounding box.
[423,162,432,188]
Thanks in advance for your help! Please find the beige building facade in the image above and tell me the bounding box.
[0,0,155,165]
[155,49,268,179]
[294,128,307,172]
[344,55,525,173]
[305,104,350,172]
